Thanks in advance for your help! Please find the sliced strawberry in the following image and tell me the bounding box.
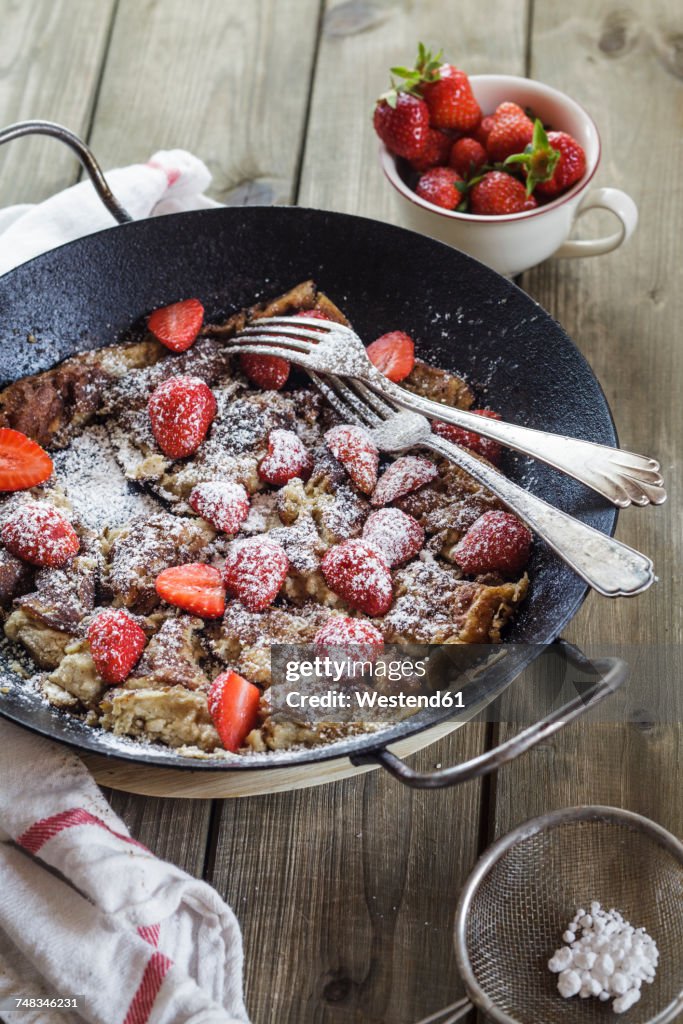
[148,375,217,459]
[0,429,54,492]
[370,456,438,507]
[321,539,393,617]
[296,309,332,321]
[148,298,204,353]
[258,429,313,486]
[189,481,250,534]
[324,424,379,495]
[432,409,503,464]
[240,353,290,390]
[2,502,79,567]
[155,562,226,618]
[87,608,147,685]
[366,331,415,382]
[208,670,261,752]
[314,616,384,647]
[362,507,424,567]
[223,537,289,612]
[453,510,532,576]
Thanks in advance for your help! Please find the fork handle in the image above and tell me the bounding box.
[426,434,654,597]
[373,374,665,508]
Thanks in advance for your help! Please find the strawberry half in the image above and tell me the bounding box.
[240,352,290,391]
[2,502,79,567]
[362,507,424,567]
[208,670,261,752]
[223,537,289,612]
[0,428,54,492]
[87,608,147,685]
[155,562,226,619]
[324,424,379,495]
[370,456,438,507]
[148,375,217,459]
[148,298,204,353]
[432,409,503,464]
[189,480,250,534]
[366,331,416,382]
[453,510,532,576]
[321,540,393,617]
[258,429,313,486]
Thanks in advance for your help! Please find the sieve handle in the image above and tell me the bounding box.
[350,641,628,789]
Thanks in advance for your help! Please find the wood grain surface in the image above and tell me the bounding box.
[0,0,680,1021]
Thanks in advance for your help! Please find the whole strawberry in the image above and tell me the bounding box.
[421,64,481,132]
[470,172,538,216]
[449,137,487,178]
[148,375,217,459]
[373,92,430,161]
[409,128,452,172]
[453,510,532,576]
[416,166,464,210]
[533,131,586,198]
[486,102,534,163]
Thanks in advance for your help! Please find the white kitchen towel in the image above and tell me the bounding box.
[0,720,249,1024]
[0,150,248,1024]
[0,147,221,276]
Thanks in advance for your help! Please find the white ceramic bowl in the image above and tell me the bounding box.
[380,74,638,277]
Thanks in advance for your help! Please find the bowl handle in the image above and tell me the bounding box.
[0,120,132,225]
[350,640,628,789]
[554,187,638,258]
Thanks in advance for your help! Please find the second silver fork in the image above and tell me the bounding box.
[309,373,655,598]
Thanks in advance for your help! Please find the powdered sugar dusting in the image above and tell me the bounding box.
[52,424,157,530]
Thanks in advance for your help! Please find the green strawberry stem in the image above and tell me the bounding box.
[382,42,444,102]
[504,118,561,195]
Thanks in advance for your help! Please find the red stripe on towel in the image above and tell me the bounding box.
[18,808,149,855]
[123,952,172,1024]
[137,923,161,947]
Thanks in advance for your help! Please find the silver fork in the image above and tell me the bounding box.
[307,373,655,598]
[221,316,665,509]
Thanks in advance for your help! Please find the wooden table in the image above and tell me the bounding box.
[1,1,680,1021]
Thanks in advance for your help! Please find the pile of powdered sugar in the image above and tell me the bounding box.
[51,424,157,531]
[549,901,659,1014]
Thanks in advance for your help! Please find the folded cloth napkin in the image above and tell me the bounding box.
[0,151,249,1024]
[0,147,221,276]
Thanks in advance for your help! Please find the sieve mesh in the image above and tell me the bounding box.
[461,817,683,1024]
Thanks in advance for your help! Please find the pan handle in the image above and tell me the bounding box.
[0,120,132,225]
[349,640,628,789]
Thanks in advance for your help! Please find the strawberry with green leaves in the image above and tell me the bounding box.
[389,44,481,132]
[470,171,538,215]
[506,119,585,197]
[373,92,431,161]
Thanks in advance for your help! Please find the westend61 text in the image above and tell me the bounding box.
[285,690,465,711]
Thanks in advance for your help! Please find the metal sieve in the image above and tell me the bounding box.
[416,806,683,1024]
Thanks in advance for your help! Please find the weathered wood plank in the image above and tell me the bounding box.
[0,0,117,204]
[203,5,530,1022]
[493,0,683,844]
[89,0,322,205]
[208,728,488,1024]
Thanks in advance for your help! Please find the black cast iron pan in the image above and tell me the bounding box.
[0,123,627,787]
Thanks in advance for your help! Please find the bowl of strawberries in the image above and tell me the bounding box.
[374,46,637,277]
